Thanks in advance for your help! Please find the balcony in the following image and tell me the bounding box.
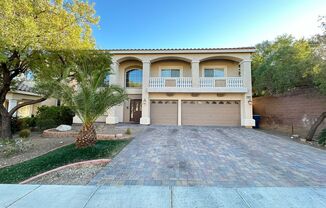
[149,77,192,88]
[199,77,243,88]
[148,77,247,93]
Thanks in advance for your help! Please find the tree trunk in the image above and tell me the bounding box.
[75,123,97,148]
[1,110,12,139]
[306,112,326,141]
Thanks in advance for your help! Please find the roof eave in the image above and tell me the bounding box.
[106,48,256,54]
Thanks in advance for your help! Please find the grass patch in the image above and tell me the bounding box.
[0,140,130,184]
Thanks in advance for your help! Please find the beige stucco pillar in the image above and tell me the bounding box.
[191,60,200,88]
[177,99,182,126]
[8,99,18,117]
[240,60,255,127]
[140,60,151,125]
[106,61,120,124]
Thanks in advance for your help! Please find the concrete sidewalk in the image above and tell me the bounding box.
[0,184,325,208]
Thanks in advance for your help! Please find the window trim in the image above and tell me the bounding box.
[201,65,227,77]
[159,66,183,77]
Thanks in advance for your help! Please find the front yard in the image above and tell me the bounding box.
[0,133,75,168]
[0,140,130,184]
[0,124,143,184]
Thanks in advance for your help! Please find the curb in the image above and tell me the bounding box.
[20,159,111,184]
[42,129,127,140]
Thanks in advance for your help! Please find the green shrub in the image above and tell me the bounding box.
[11,117,21,133]
[125,128,131,135]
[23,117,36,128]
[35,106,75,130]
[19,129,31,138]
[11,117,28,133]
[318,128,326,146]
[36,119,57,131]
[10,117,37,133]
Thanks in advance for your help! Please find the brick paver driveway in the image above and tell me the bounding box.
[90,126,326,187]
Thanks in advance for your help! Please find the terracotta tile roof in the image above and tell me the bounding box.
[107,47,255,51]
[16,82,35,93]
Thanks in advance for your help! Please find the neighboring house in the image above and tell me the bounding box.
[4,80,58,118]
[74,47,256,127]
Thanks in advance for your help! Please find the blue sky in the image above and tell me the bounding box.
[91,0,326,49]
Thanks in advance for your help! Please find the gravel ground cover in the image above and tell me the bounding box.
[27,161,109,185]
[0,133,74,168]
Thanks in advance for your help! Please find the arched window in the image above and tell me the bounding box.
[126,69,142,87]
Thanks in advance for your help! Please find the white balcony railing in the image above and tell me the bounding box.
[200,77,243,88]
[149,77,244,89]
[149,77,192,88]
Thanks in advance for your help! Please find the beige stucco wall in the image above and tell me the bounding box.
[31,98,58,115]
[200,60,240,77]
[5,91,58,117]
[150,60,191,77]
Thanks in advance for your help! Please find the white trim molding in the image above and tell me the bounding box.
[239,60,252,64]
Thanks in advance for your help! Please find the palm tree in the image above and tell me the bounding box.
[38,51,127,148]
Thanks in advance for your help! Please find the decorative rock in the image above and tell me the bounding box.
[56,125,72,132]
[291,134,300,139]
[115,133,123,138]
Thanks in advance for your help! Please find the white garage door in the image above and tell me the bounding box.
[181,100,241,126]
[150,100,178,125]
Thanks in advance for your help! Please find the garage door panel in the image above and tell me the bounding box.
[182,100,240,126]
[151,100,178,125]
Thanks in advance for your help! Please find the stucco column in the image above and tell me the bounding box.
[106,61,120,124]
[177,99,182,126]
[240,60,255,127]
[8,99,18,117]
[191,60,200,88]
[140,60,151,125]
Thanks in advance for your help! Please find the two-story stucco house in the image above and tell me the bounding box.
[74,47,256,127]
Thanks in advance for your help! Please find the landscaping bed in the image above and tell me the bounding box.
[0,133,74,168]
[23,159,110,185]
[0,140,130,184]
[42,124,144,140]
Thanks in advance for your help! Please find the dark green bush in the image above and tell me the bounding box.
[35,106,75,130]
[11,117,21,134]
[318,128,326,146]
[10,117,37,133]
[125,128,131,135]
[23,117,36,128]
[36,119,57,131]
[19,129,31,138]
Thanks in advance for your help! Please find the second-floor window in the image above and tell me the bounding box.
[126,69,142,88]
[204,68,225,77]
[161,69,180,77]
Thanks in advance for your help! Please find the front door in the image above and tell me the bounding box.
[130,99,142,123]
